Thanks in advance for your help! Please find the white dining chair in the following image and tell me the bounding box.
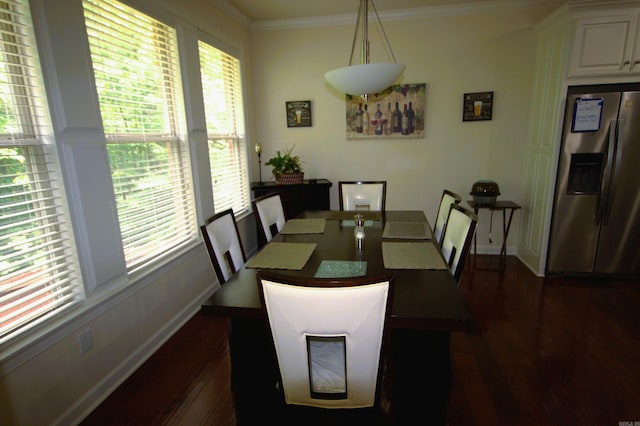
[441,203,477,284]
[339,181,387,211]
[433,189,462,245]
[200,208,247,284]
[257,270,394,418]
[253,192,286,246]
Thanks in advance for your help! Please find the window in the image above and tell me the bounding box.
[198,40,250,215]
[83,0,197,271]
[0,0,82,343]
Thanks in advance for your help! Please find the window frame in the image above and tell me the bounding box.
[197,35,251,218]
[83,0,199,273]
[0,0,83,346]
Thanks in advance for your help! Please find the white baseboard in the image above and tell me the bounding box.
[58,286,215,426]
[472,244,517,255]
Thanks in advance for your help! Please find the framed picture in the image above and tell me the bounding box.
[286,100,312,127]
[345,83,426,140]
[463,92,493,122]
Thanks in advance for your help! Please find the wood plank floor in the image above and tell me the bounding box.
[81,255,640,425]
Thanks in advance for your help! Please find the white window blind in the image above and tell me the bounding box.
[0,0,82,343]
[83,0,197,271]
[198,41,250,215]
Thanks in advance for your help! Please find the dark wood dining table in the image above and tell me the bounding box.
[200,210,474,424]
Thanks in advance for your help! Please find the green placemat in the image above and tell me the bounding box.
[280,218,326,234]
[382,241,447,270]
[246,242,317,270]
[383,221,431,239]
[314,260,368,278]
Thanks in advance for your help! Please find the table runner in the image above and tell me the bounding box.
[280,218,326,234]
[382,241,447,270]
[246,242,317,270]
[383,221,431,240]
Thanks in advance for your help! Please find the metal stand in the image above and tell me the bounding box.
[255,143,264,185]
[467,200,521,270]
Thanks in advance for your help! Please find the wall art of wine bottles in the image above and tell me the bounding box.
[346,83,425,140]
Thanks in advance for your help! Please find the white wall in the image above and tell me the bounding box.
[248,5,560,254]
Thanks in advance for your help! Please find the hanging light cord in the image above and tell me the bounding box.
[348,0,364,66]
[347,0,398,66]
[489,209,494,244]
[371,1,398,63]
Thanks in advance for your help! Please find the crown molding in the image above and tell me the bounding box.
[567,0,640,14]
[226,0,567,31]
[209,0,251,28]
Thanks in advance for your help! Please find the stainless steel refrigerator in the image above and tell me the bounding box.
[547,84,640,277]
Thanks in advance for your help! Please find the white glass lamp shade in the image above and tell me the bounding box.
[325,62,406,96]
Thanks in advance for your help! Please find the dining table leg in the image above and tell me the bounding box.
[390,329,452,425]
[228,318,283,424]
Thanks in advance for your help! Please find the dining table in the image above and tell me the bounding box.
[200,210,474,424]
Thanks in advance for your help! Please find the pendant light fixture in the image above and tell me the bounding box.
[324,0,405,97]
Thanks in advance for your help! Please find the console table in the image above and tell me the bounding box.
[251,179,332,218]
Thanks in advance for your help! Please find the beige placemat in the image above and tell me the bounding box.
[327,211,381,221]
[383,221,431,240]
[382,241,447,270]
[246,242,317,270]
[280,218,326,234]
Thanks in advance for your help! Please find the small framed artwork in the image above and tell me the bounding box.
[463,92,493,122]
[286,100,312,127]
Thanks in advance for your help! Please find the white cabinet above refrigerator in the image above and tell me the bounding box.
[569,14,640,77]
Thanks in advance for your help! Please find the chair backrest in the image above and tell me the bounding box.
[200,209,247,284]
[441,203,477,284]
[433,189,462,245]
[257,271,394,410]
[253,192,286,245]
[338,181,387,211]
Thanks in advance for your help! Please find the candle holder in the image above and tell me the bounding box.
[255,143,263,184]
[354,214,365,251]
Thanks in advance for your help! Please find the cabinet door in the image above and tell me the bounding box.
[568,15,638,77]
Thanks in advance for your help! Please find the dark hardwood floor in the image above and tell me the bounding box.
[81,255,640,425]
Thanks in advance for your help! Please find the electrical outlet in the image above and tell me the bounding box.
[78,329,93,355]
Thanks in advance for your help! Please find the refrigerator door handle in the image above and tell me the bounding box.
[603,119,623,226]
[596,120,616,225]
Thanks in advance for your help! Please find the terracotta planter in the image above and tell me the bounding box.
[276,172,304,185]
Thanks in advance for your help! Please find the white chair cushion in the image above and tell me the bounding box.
[260,279,389,408]
[256,195,286,241]
[434,192,458,244]
[205,213,245,282]
[441,207,472,278]
[341,183,385,211]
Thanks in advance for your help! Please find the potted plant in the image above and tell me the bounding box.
[265,146,304,184]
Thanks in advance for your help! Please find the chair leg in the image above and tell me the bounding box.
[229,318,283,423]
